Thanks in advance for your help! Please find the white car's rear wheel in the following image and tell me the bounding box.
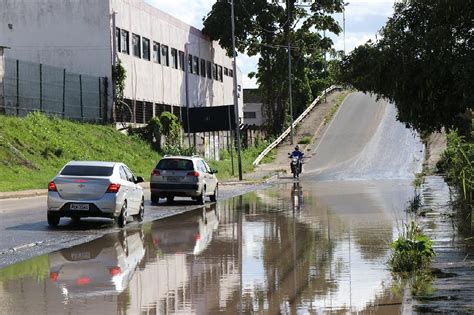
[115,203,127,228]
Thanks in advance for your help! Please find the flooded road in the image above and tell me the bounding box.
[0,92,428,313]
[0,179,418,314]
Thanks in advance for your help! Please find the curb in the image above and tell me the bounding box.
[0,190,48,200]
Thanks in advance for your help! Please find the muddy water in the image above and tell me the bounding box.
[0,179,419,314]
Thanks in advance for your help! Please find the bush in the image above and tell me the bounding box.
[389,221,435,273]
[298,136,311,144]
[437,130,473,201]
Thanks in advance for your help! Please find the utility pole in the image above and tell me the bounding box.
[231,0,243,180]
[184,43,191,147]
[287,0,294,145]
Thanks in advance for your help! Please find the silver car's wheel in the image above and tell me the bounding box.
[47,214,60,227]
[210,185,218,202]
[135,198,144,222]
[116,202,127,228]
[197,189,205,205]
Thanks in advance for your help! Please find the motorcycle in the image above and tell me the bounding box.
[288,153,303,178]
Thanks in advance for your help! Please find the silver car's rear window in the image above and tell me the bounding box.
[60,165,114,176]
[157,159,194,171]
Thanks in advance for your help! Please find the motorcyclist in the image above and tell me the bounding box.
[289,145,304,159]
[289,145,304,175]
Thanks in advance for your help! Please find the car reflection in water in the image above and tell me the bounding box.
[151,204,219,256]
[48,227,145,298]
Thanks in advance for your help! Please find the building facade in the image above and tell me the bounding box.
[0,0,243,124]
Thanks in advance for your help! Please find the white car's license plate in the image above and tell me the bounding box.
[70,204,89,210]
[167,176,181,182]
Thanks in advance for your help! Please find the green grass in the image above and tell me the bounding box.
[208,142,276,181]
[0,112,161,192]
[298,136,312,145]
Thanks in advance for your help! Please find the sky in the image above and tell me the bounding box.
[145,0,396,88]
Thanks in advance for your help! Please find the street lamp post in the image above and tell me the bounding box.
[231,0,243,180]
[287,0,294,145]
[343,2,348,55]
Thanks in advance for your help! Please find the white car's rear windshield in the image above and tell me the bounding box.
[61,165,114,176]
[157,159,193,171]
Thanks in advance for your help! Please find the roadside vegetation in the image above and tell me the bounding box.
[437,130,474,203]
[389,221,436,296]
[0,112,161,192]
[323,92,349,125]
[0,111,274,191]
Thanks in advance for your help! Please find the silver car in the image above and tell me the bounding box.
[47,161,145,227]
[150,155,218,204]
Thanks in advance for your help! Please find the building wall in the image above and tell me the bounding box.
[0,0,112,79]
[111,0,243,115]
[243,102,264,126]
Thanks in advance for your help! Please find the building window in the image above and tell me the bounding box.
[188,54,193,73]
[193,56,199,75]
[244,112,257,119]
[161,45,169,66]
[218,65,223,82]
[200,59,206,77]
[224,67,229,76]
[153,42,160,63]
[132,33,141,58]
[121,30,129,54]
[178,51,185,71]
[142,37,150,61]
[115,28,121,53]
[171,48,178,69]
[207,61,212,79]
[229,69,234,77]
[213,64,218,81]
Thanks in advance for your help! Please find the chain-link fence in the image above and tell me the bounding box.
[1,58,108,122]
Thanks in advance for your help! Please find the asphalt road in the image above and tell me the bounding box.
[305,92,424,180]
[0,184,268,268]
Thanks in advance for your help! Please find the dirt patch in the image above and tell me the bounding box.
[245,90,349,180]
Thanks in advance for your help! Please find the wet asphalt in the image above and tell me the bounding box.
[0,93,438,313]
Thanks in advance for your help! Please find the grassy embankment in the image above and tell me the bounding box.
[0,113,275,191]
[0,113,161,192]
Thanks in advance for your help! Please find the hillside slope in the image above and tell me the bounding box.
[0,113,161,191]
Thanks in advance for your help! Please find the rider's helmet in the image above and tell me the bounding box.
[295,145,300,151]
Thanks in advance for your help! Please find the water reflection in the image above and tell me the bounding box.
[0,180,416,314]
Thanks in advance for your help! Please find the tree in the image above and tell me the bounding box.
[202,0,344,135]
[338,0,474,136]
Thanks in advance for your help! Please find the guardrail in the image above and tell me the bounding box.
[252,85,342,166]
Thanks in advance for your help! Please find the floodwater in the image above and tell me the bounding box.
[0,179,419,314]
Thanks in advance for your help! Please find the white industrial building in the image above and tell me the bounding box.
[0,0,243,124]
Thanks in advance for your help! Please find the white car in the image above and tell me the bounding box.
[47,161,145,227]
[150,155,218,204]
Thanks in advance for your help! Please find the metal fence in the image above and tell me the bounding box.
[1,58,108,122]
